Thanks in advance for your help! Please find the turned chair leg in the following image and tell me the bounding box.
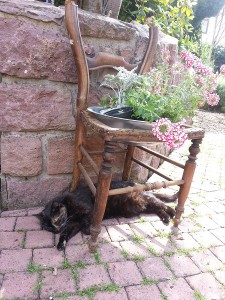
[88,141,117,252]
[122,145,135,181]
[174,138,202,226]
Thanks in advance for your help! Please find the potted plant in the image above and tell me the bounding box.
[94,49,224,149]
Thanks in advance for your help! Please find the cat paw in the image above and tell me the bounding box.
[57,240,66,251]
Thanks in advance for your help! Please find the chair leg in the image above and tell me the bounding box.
[88,141,117,252]
[70,118,85,192]
[174,138,203,226]
[122,145,135,181]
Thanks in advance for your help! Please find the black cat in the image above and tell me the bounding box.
[37,181,177,250]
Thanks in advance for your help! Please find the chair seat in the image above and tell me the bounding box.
[81,110,205,143]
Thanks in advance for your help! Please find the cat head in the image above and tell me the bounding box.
[36,199,68,233]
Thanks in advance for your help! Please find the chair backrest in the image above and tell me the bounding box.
[65,0,158,110]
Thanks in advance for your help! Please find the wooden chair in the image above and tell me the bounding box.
[65,0,205,251]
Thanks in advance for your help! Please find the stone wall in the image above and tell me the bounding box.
[0,0,178,210]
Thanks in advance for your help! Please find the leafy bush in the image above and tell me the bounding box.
[212,45,225,72]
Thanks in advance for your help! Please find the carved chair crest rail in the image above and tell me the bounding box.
[65,0,205,251]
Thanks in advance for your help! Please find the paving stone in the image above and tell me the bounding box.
[145,236,176,256]
[78,264,111,290]
[98,241,126,263]
[0,249,32,272]
[107,224,133,242]
[176,218,200,233]
[164,254,200,277]
[171,232,201,250]
[210,245,225,264]
[158,278,195,300]
[192,204,214,216]
[0,231,24,249]
[190,230,223,247]
[118,216,141,224]
[15,216,42,230]
[33,247,64,268]
[190,249,224,272]
[41,269,76,298]
[1,272,38,299]
[186,272,225,300]
[120,240,153,258]
[26,230,54,248]
[137,257,173,281]
[108,261,142,286]
[210,228,225,243]
[152,221,174,233]
[27,206,44,216]
[94,288,128,300]
[56,231,83,246]
[101,218,119,226]
[65,244,95,265]
[1,209,27,217]
[210,213,225,227]
[129,221,158,237]
[213,270,225,286]
[205,201,225,213]
[0,217,16,231]
[126,284,162,300]
[194,216,220,230]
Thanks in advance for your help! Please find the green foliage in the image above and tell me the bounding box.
[120,0,197,51]
[216,77,225,108]
[212,45,225,72]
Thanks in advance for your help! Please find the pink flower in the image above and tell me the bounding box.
[205,92,220,106]
[195,61,211,76]
[220,64,225,76]
[180,50,195,68]
[152,119,187,150]
[152,118,173,140]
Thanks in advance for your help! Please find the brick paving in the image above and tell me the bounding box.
[1,120,225,299]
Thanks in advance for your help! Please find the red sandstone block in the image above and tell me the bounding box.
[126,285,162,300]
[26,230,54,248]
[40,269,76,298]
[0,85,75,132]
[0,231,24,250]
[0,249,32,272]
[65,244,95,265]
[47,137,74,175]
[33,247,64,268]
[108,261,142,286]
[190,249,224,272]
[15,216,42,231]
[0,217,16,231]
[78,264,111,290]
[1,272,38,299]
[95,289,129,300]
[137,257,173,281]
[1,137,42,176]
[186,273,225,299]
[165,254,200,277]
[6,177,71,209]
[158,278,195,300]
[98,242,126,263]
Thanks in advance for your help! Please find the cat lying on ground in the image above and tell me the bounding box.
[37,181,177,251]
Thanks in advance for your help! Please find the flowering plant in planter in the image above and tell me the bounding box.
[101,49,223,149]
